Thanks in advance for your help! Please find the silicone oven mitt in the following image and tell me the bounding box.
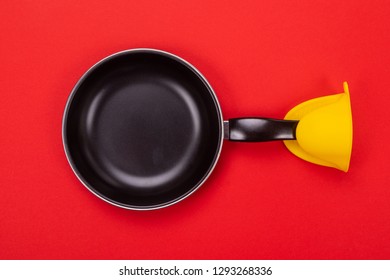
[283,82,353,172]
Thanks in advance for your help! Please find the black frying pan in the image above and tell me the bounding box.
[63,49,297,210]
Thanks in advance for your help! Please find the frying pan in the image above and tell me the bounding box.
[63,49,298,210]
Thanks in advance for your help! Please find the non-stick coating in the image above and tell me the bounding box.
[63,50,223,209]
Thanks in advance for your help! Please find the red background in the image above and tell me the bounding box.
[1,0,390,259]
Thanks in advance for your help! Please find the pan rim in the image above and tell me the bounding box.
[62,48,224,210]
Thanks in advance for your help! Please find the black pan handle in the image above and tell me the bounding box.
[224,118,299,142]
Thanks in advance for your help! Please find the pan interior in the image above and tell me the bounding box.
[64,51,222,209]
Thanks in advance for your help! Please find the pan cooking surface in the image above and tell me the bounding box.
[92,75,201,186]
[63,51,223,209]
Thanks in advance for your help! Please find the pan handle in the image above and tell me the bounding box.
[224,118,299,142]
